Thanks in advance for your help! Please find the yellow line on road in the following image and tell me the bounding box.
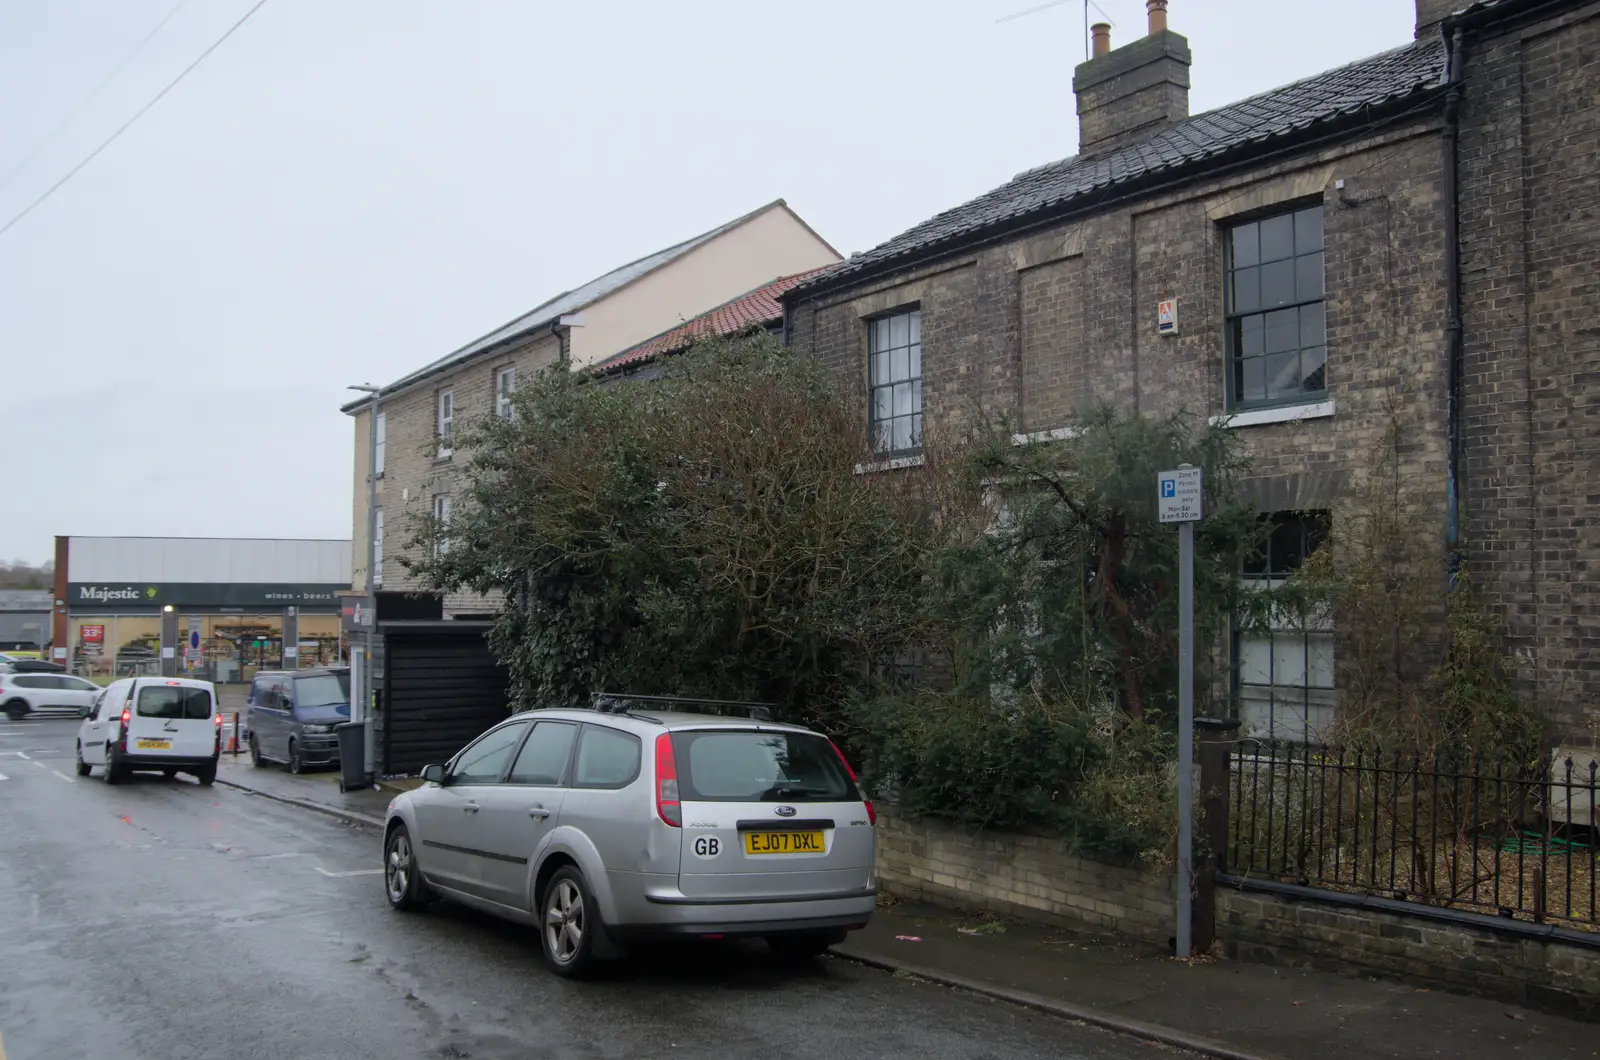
[2,1028,9,1060]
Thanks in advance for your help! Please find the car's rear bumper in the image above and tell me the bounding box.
[608,880,876,937]
[114,752,219,770]
[610,911,872,942]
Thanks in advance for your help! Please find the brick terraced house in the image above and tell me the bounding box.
[783,0,1600,739]
[342,200,840,619]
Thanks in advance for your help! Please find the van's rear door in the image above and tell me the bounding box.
[674,728,874,901]
[125,680,216,759]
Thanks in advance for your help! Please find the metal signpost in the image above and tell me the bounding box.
[1157,463,1202,958]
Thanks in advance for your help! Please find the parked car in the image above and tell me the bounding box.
[1,671,101,719]
[74,676,220,784]
[246,667,350,774]
[381,695,877,977]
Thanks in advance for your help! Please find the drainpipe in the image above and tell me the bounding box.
[1443,26,1465,582]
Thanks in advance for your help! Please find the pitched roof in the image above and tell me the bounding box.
[345,200,797,410]
[595,269,828,373]
[790,36,1447,299]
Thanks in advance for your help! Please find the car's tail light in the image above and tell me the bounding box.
[830,740,875,826]
[120,705,130,752]
[655,733,681,827]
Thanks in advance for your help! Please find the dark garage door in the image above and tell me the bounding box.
[380,621,510,775]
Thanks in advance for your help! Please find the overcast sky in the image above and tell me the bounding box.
[0,0,1416,565]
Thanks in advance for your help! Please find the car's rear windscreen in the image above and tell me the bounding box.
[137,685,213,720]
[672,730,856,803]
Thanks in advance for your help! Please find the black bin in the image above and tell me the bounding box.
[336,721,369,792]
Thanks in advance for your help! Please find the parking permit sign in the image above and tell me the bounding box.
[1157,467,1203,523]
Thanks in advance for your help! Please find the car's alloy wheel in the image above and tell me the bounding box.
[4,699,26,721]
[540,868,601,977]
[385,826,429,910]
[74,743,90,776]
[287,740,303,775]
[249,734,266,768]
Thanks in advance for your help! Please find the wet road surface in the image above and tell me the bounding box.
[0,717,1192,1060]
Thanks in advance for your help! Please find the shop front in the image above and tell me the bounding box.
[54,537,352,683]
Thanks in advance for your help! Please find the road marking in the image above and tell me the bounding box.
[50,770,74,783]
[249,852,302,860]
[315,867,384,878]
[30,760,46,770]
[16,751,28,759]
[0,771,8,780]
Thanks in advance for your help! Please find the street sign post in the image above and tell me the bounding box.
[1158,464,1202,959]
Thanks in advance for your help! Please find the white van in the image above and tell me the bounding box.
[75,677,221,785]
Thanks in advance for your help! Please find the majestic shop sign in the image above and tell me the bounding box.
[69,583,346,609]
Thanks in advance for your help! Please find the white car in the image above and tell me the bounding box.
[75,676,221,785]
[1,671,102,720]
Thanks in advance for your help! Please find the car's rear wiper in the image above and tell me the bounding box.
[759,785,832,800]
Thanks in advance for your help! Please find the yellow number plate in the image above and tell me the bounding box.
[134,738,171,750]
[743,831,825,855]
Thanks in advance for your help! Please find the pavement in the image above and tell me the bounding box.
[839,902,1599,1060]
[30,712,1598,1060]
[0,715,1205,1060]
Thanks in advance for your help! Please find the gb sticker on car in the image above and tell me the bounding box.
[691,835,721,859]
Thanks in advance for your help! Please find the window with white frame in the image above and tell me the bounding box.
[868,309,922,455]
[372,508,384,587]
[496,366,516,421]
[374,411,386,476]
[1235,511,1334,744]
[432,494,452,556]
[437,389,454,456]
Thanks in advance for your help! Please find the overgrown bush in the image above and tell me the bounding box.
[843,690,1177,861]
[404,334,938,722]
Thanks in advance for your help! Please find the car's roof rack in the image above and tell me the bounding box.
[589,693,774,722]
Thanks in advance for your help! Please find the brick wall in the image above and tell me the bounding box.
[875,809,1174,944]
[1220,883,1600,1016]
[374,330,563,616]
[788,122,1452,719]
[1455,3,1600,735]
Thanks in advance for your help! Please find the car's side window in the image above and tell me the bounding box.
[507,722,578,786]
[91,690,107,716]
[249,678,268,706]
[573,725,643,789]
[449,722,530,786]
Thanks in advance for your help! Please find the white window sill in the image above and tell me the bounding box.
[854,454,926,474]
[1011,426,1082,446]
[1210,400,1335,429]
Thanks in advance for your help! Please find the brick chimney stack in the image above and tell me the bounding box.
[1071,0,1191,156]
[1414,0,1458,38]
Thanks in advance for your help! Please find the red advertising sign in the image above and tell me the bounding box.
[81,624,105,644]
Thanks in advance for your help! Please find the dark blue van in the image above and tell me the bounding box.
[245,667,351,774]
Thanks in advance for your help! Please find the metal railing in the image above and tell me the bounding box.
[1225,741,1600,929]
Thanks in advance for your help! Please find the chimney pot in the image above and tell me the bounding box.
[1147,0,1169,35]
[1091,22,1111,57]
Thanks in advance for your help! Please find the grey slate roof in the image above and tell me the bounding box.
[346,200,793,410]
[791,36,1447,298]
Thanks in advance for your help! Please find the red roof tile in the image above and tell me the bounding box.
[595,267,834,372]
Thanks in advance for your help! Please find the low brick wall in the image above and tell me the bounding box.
[1220,879,1600,1017]
[875,808,1174,944]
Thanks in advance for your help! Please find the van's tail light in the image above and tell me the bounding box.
[120,705,130,752]
[830,741,875,826]
[654,733,681,827]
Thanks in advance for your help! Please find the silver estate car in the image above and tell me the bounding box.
[381,696,877,977]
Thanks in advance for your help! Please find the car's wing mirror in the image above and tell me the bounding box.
[78,704,93,718]
[421,763,446,785]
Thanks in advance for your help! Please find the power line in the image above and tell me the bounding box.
[0,0,270,242]
[0,0,192,196]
